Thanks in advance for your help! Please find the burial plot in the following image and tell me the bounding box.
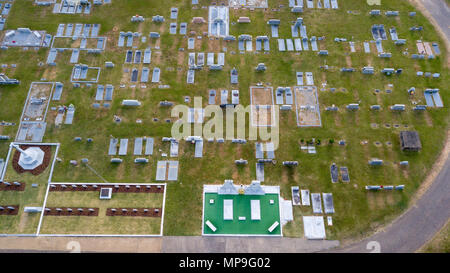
[301,189,310,206]
[294,86,321,127]
[167,161,179,181]
[323,193,335,214]
[194,139,203,158]
[145,137,154,155]
[21,82,54,123]
[292,187,301,205]
[170,141,179,157]
[197,53,205,66]
[250,86,275,127]
[57,24,65,36]
[330,163,338,183]
[46,49,57,65]
[180,23,187,35]
[303,216,326,239]
[134,50,141,63]
[108,138,118,155]
[340,167,350,182]
[118,139,128,155]
[276,88,284,105]
[95,85,104,101]
[256,163,264,181]
[208,6,229,37]
[102,85,114,101]
[255,142,264,159]
[125,50,132,63]
[134,138,143,155]
[70,49,80,63]
[285,88,293,104]
[2,28,49,47]
[152,68,161,83]
[53,83,64,100]
[170,23,177,35]
[278,39,286,51]
[231,90,239,104]
[286,39,294,51]
[143,48,151,64]
[296,72,303,85]
[141,68,149,83]
[302,38,309,50]
[220,90,228,105]
[65,23,73,36]
[186,69,195,84]
[208,90,216,104]
[331,0,338,9]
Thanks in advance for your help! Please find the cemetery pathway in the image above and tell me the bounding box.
[331,132,450,253]
[160,236,339,253]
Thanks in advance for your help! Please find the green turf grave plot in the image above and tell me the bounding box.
[203,192,281,236]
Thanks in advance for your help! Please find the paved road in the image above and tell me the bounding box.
[161,236,339,253]
[332,154,450,252]
[420,0,450,42]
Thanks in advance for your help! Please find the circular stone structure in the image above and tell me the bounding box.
[18,147,45,170]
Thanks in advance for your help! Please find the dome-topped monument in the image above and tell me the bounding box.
[12,144,45,170]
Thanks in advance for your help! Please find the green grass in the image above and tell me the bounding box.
[40,190,164,234]
[0,0,448,241]
[203,192,281,235]
[0,145,56,234]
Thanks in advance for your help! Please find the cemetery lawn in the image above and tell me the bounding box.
[0,145,56,234]
[40,191,164,235]
[0,0,448,240]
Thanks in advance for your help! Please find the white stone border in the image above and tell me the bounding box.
[36,182,167,237]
